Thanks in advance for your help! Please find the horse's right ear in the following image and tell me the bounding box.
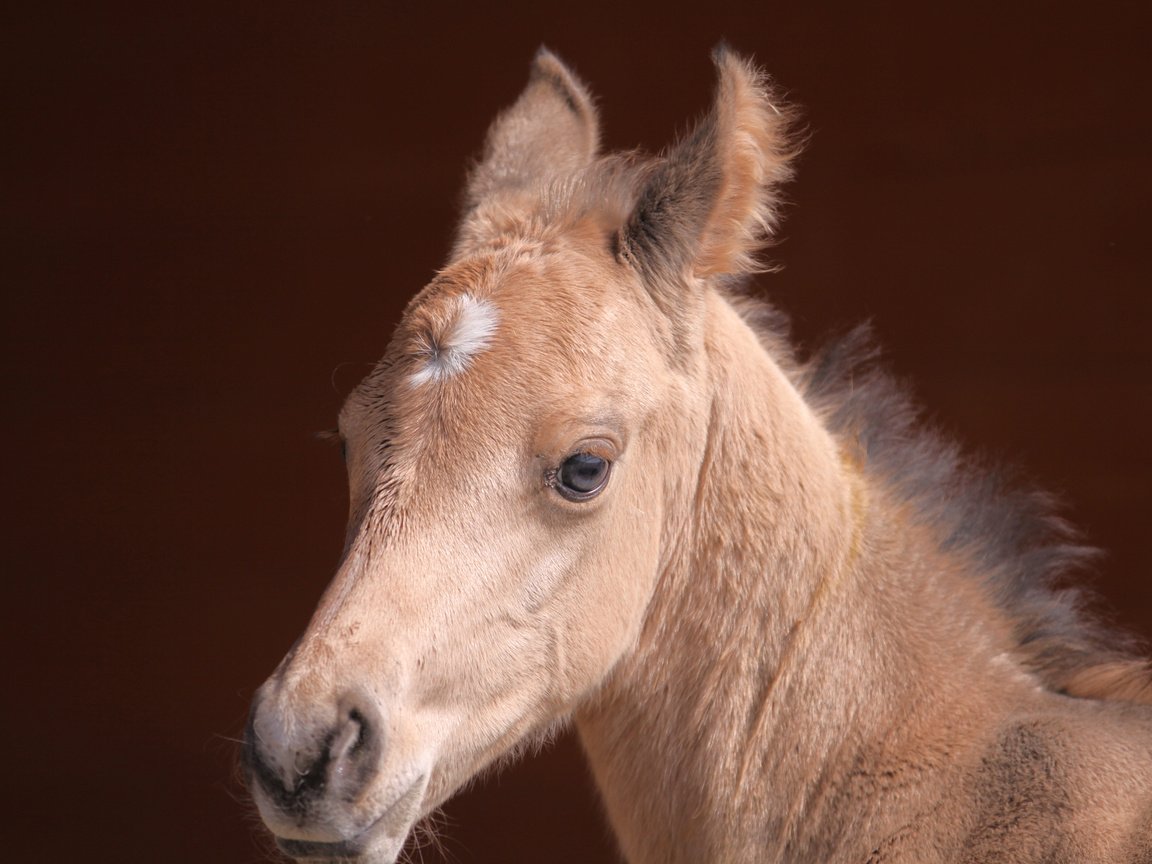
[452,48,599,258]
[618,48,797,308]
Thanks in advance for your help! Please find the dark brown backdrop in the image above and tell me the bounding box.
[3,2,1149,861]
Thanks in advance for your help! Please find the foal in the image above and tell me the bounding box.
[245,48,1152,863]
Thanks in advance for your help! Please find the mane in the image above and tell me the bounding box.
[732,294,1152,704]
[537,153,645,229]
[452,154,645,261]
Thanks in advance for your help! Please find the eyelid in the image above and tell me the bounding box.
[565,436,619,461]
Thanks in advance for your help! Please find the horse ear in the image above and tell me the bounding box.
[453,48,599,257]
[619,47,798,294]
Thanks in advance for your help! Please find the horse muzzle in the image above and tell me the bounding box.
[242,686,428,862]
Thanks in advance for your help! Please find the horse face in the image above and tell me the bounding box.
[244,246,700,861]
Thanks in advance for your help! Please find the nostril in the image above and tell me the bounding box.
[330,709,365,765]
[244,693,382,815]
[328,705,381,790]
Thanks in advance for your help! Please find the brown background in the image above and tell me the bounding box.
[3,2,1150,861]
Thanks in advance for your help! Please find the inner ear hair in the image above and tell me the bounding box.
[619,47,800,287]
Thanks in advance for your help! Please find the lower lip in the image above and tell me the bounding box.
[272,774,426,862]
[275,836,363,860]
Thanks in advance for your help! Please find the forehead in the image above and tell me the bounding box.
[341,246,643,445]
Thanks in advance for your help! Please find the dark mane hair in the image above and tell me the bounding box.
[783,317,1152,703]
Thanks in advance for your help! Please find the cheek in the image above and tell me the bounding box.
[588,508,663,635]
[540,488,666,699]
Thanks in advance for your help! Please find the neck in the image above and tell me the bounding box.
[574,297,1023,863]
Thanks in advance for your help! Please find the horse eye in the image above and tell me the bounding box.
[555,452,611,501]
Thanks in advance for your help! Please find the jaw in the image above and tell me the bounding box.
[264,771,430,864]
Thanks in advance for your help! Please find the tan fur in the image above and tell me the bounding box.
[245,49,1152,864]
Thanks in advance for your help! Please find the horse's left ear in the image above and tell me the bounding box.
[452,48,599,259]
[619,47,798,293]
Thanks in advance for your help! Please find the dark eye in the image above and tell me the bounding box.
[555,452,611,501]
